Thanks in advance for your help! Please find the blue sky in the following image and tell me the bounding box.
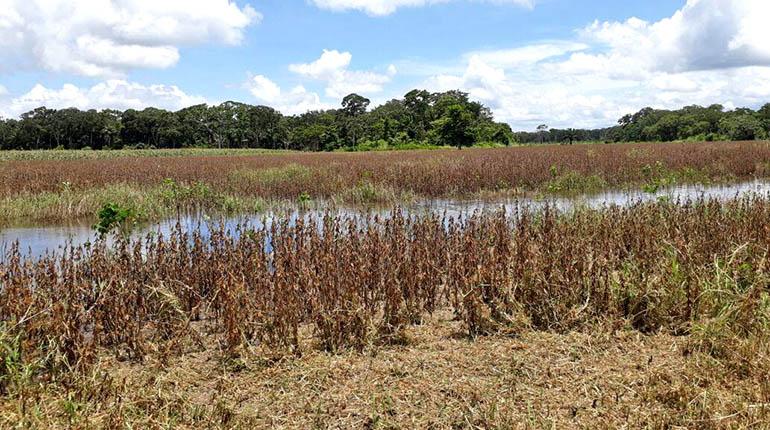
[1,0,769,130]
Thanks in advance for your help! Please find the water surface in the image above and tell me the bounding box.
[3,180,769,258]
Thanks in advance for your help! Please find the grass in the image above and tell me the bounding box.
[2,197,770,426]
[337,140,508,152]
[229,163,315,189]
[335,181,414,205]
[3,314,768,428]
[545,166,608,194]
[0,147,289,162]
[0,182,270,225]
[1,141,770,224]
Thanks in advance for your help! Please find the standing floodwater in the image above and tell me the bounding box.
[2,180,770,258]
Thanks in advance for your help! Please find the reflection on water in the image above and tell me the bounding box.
[416,179,770,216]
[2,180,770,258]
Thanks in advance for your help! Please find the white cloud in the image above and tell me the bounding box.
[247,75,332,115]
[413,0,770,130]
[579,0,770,73]
[0,0,260,77]
[464,42,588,69]
[424,51,770,130]
[289,50,352,80]
[650,74,699,93]
[2,80,207,117]
[310,0,534,16]
[248,75,283,103]
[289,50,394,98]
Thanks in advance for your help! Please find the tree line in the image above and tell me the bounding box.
[3,92,769,151]
[516,103,770,144]
[0,90,514,151]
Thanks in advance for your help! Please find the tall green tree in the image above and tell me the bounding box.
[719,114,764,141]
[436,104,475,148]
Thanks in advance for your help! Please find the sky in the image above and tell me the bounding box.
[1,0,769,130]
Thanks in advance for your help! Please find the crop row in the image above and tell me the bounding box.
[1,196,769,390]
[2,141,770,200]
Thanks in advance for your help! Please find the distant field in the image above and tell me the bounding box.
[0,147,289,162]
[1,140,769,224]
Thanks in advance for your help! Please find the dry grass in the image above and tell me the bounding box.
[2,141,769,199]
[2,196,770,428]
[0,148,287,162]
[3,313,769,428]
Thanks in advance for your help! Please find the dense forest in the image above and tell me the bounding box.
[1,89,770,151]
[0,90,513,151]
[517,103,770,144]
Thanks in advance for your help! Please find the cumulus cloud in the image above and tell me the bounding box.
[2,80,207,117]
[413,0,770,130]
[310,0,534,16]
[247,75,332,115]
[289,50,353,80]
[578,0,770,73]
[249,75,283,104]
[424,53,770,130]
[0,0,260,77]
[289,50,395,98]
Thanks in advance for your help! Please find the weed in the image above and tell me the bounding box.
[93,202,136,235]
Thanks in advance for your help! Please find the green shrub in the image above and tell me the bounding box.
[94,202,136,235]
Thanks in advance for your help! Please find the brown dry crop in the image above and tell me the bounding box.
[2,195,770,427]
[1,196,768,363]
[2,141,769,200]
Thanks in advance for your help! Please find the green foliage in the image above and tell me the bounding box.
[297,191,312,209]
[471,141,507,149]
[545,166,608,193]
[340,139,449,152]
[94,202,136,235]
[516,102,770,144]
[718,113,766,141]
[0,89,512,153]
[639,162,710,193]
[435,104,476,148]
[641,162,672,193]
[243,164,313,186]
[159,178,213,203]
[0,324,24,395]
[3,96,770,151]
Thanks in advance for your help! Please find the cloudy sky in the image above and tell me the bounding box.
[1,0,769,130]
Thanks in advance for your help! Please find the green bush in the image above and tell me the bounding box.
[94,202,136,235]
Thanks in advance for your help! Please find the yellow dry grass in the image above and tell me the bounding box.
[6,310,768,429]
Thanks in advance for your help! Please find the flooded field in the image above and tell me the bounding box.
[3,180,769,257]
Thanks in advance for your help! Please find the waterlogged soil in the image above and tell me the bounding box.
[2,180,770,258]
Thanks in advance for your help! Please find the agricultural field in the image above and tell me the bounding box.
[1,140,770,225]
[0,140,770,428]
[2,193,770,427]
[4,0,770,427]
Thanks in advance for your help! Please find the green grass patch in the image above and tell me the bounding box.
[639,162,713,193]
[230,164,313,187]
[336,181,413,205]
[544,167,608,194]
[0,182,268,225]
